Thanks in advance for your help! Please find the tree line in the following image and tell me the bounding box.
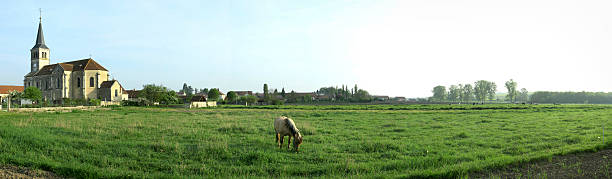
[530,91,612,104]
[431,79,529,103]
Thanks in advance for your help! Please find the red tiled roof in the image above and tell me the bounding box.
[0,85,24,94]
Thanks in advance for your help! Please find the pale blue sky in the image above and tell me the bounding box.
[2,0,612,97]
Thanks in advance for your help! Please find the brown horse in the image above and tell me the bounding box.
[274,116,303,152]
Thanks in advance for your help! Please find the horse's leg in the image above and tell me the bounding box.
[279,135,284,149]
[275,133,280,147]
[287,135,291,150]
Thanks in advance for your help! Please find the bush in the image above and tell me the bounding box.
[89,99,101,106]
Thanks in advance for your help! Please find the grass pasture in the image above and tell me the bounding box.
[0,104,610,178]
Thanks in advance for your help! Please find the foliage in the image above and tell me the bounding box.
[138,84,178,105]
[263,84,269,101]
[352,89,372,102]
[431,85,446,102]
[518,88,529,102]
[88,99,101,106]
[461,84,474,102]
[207,88,221,101]
[239,95,258,104]
[505,79,518,103]
[225,91,238,103]
[23,86,42,103]
[0,105,609,178]
[447,85,461,102]
[530,91,612,104]
[474,80,496,103]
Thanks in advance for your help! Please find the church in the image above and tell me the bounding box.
[23,17,128,104]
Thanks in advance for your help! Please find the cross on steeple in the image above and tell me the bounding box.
[39,8,42,22]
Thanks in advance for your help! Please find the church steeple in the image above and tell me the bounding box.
[32,10,48,49]
[30,9,50,72]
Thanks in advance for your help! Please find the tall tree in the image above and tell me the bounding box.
[462,84,474,102]
[448,85,461,102]
[281,88,286,98]
[488,82,497,101]
[518,88,529,102]
[263,84,269,100]
[474,80,493,103]
[226,91,238,104]
[505,79,518,103]
[432,85,447,102]
[207,88,221,101]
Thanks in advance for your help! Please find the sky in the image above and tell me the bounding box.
[1,0,611,97]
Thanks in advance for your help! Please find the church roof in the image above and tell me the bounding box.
[26,58,109,77]
[32,22,48,49]
[62,58,108,71]
[100,80,117,88]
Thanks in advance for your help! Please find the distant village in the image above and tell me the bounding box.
[0,17,410,109]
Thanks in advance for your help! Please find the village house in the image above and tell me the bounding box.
[188,95,216,108]
[0,85,24,109]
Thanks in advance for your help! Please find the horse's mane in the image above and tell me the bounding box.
[284,117,300,136]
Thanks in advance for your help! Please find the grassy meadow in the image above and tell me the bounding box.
[0,104,610,178]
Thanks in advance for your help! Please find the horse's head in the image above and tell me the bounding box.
[293,133,303,152]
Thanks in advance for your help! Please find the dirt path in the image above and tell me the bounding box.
[473,149,612,178]
[0,165,61,179]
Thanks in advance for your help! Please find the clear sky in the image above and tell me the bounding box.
[1,0,611,97]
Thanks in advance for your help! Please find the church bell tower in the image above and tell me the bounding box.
[30,10,49,73]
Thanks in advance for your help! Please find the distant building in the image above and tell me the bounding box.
[0,85,24,107]
[188,95,216,108]
[232,91,253,97]
[392,97,406,102]
[372,95,390,101]
[23,16,127,104]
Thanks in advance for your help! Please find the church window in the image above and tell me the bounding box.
[89,77,94,87]
[43,52,46,58]
[115,89,118,97]
[57,77,61,89]
[77,78,81,87]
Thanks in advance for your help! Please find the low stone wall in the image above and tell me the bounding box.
[100,101,121,106]
[8,106,99,112]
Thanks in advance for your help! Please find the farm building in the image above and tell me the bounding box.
[188,95,216,108]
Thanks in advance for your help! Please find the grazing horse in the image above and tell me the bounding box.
[274,116,303,152]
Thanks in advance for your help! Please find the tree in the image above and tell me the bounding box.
[505,79,518,103]
[263,84,269,100]
[518,88,529,102]
[23,86,42,104]
[202,88,209,95]
[273,89,278,94]
[239,95,258,104]
[139,84,178,105]
[226,91,238,104]
[474,80,496,103]
[207,88,221,101]
[447,85,461,102]
[432,85,447,102]
[462,84,474,102]
[281,88,286,98]
[352,89,372,102]
[488,82,497,101]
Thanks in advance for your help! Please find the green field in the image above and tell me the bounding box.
[0,104,610,178]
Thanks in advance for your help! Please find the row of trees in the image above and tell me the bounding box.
[530,91,612,104]
[316,84,372,102]
[432,79,529,103]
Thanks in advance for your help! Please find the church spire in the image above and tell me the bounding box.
[33,8,48,49]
